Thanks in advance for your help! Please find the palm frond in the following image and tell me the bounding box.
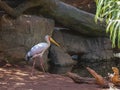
[95,0,120,48]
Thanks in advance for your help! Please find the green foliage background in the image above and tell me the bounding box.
[95,0,120,48]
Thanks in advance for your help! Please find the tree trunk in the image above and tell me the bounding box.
[0,0,106,36]
[47,1,106,36]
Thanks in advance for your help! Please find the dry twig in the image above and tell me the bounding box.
[86,67,107,87]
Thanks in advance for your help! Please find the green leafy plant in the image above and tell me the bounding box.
[95,0,120,48]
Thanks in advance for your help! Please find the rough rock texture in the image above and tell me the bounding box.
[0,15,54,70]
[49,45,76,74]
[50,45,76,66]
[52,30,113,63]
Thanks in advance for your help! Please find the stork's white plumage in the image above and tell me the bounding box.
[26,35,60,76]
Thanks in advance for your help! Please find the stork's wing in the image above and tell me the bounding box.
[30,43,48,56]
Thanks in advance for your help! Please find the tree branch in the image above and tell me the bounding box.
[0,0,107,36]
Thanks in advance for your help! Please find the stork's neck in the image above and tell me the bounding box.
[46,38,51,47]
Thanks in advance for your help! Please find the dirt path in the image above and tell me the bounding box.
[0,66,110,90]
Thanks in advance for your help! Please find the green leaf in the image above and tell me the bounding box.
[95,0,120,48]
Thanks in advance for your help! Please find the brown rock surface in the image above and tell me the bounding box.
[0,15,54,68]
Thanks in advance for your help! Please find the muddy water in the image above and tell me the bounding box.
[73,59,119,77]
[49,58,120,77]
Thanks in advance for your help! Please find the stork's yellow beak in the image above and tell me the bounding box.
[50,37,60,47]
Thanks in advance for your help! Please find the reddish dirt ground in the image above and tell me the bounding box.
[0,65,113,90]
[61,0,96,13]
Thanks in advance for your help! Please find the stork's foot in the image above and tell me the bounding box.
[30,72,33,77]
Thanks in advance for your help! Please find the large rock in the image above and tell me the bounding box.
[50,45,76,66]
[48,29,76,73]
[0,15,54,70]
[52,29,113,63]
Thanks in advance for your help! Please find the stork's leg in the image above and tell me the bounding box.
[39,56,45,73]
[31,58,36,76]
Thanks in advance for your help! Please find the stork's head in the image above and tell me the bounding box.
[45,35,60,47]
